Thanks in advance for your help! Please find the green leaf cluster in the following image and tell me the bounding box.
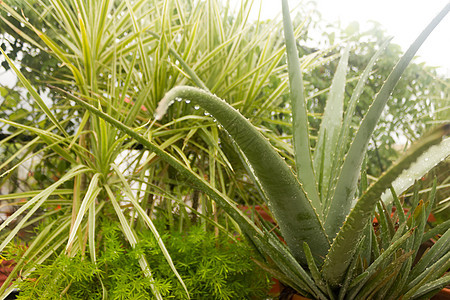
[12,218,270,300]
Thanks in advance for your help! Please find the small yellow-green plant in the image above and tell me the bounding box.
[9,216,270,300]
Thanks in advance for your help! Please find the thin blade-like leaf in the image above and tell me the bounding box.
[104,185,164,300]
[66,173,101,253]
[0,48,69,137]
[111,164,190,299]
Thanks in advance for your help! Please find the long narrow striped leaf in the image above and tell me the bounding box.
[104,185,164,300]
[111,164,190,299]
[0,166,88,253]
[66,173,101,253]
[0,118,77,164]
[0,49,69,137]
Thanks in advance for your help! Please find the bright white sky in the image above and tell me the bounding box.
[234,0,450,77]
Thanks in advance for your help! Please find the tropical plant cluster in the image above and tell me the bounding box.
[0,0,449,299]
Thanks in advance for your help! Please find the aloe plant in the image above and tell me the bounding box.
[65,1,450,299]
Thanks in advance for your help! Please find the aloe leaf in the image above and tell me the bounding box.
[385,255,413,300]
[338,237,364,300]
[391,186,407,225]
[422,219,450,243]
[324,4,450,242]
[408,227,450,281]
[332,39,391,181]
[156,86,330,264]
[376,201,395,249]
[406,273,450,300]
[257,232,328,299]
[357,250,413,299]
[322,123,450,287]
[303,242,330,297]
[408,181,437,262]
[233,142,270,204]
[405,251,450,295]
[314,45,349,206]
[381,137,450,206]
[345,225,413,297]
[281,0,321,215]
[252,259,310,296]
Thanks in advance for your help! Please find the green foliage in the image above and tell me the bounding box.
[1,0,449,299]
[12,218,270,300]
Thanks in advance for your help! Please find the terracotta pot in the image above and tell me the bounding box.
[287,288,450,300]
[239,205,275,224]
[0,259,15,287]
[291,294,312,300]
[372,207,436,227]
[431,287,450,300]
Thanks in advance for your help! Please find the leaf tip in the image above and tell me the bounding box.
[154,95,172,121]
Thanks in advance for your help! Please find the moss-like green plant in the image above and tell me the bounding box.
[10,217,270,300]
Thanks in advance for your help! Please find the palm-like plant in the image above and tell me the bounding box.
[68,1,450,299]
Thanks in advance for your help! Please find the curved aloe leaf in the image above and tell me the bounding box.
[408,225,450,282]
[156,86,330,264]
[61,88,264,241]
[281,0,321,215]
[327,38,392,213]
[406,273,450,300]
[324,3,450,241]
[322,124,450,287]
